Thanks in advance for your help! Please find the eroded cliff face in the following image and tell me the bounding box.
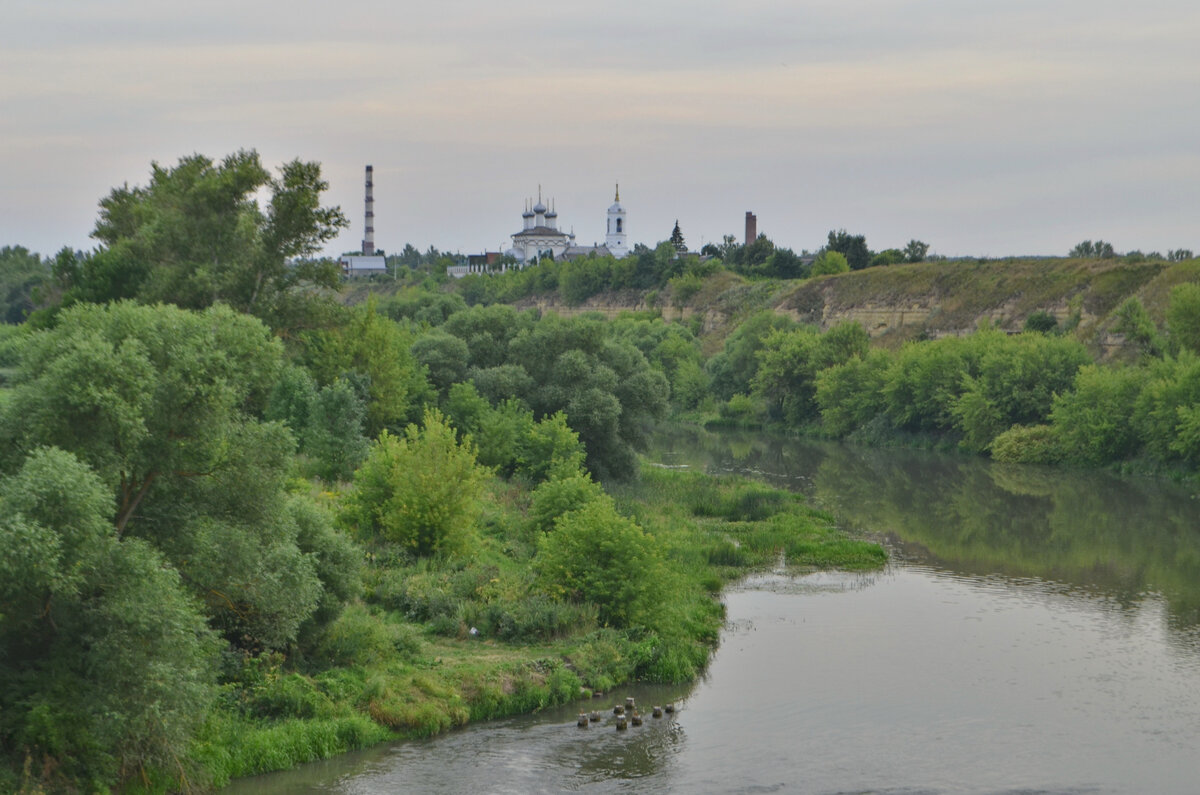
[465,257,1192,358]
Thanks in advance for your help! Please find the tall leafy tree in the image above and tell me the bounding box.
[0,245,51,323]
[61,150,347,316]
[0,447,217,790]
[0,302,352,652]
[826,229,871,270]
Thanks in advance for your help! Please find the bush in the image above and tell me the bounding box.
[528,472,606,533]
[535,499,664,628]
[312,604,423,668]
[990,424,1064,464]
[343,409,488,557]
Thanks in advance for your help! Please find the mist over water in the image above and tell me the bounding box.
[229,430,1200,794]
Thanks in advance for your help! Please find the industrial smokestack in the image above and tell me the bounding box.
[745,211,757,246]
[363,165,375,256]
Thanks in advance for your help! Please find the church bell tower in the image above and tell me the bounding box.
[606,184,628,258]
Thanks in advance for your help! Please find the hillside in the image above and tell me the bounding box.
[348,256,1200,359]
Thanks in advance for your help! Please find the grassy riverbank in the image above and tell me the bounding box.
[185,466,883,791]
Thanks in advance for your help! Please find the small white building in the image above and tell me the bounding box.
[338,255,388,277]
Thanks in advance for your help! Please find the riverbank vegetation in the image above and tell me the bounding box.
[0,152,884,793]
[7,147,1200,791]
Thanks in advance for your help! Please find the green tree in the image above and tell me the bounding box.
[754,322,869,426]
[706,310,797,400]
[0,245,51,324]
[952,331,1090,453]
[0,448,217,791]
[1051,364,1148,465]
[826,229,871,270]
[412,329,470,397]
[343,409,488,557]
[507,314,669,480]
[670,220,687,253]
[816,350,892,437]
[1166,282,1200,355]
[904,239,930,263]
[0,302,349,652]
[306,378,370,481]
[1132,351,1200,463]
[1,301,282,531]
[527,471,606,534]
[304,298,434,434]
[535,497,663,627]
[870,249,905,268]
[1113,296,1164,358]
[811,250,850,276]
[64,150,347,315]
[1069,240,1115,258]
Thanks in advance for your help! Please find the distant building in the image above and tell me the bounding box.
[448,187,630,277]
[560,244,614,261]
[745,211,757,245]
[508,189,576,263]
[446,252,512,278]
[338,255,388,277]
[606,185,628,258]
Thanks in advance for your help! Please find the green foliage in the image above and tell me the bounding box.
[444,383,586,482]
[1166,282,1200,355]
[0,448,217,791]
[62,150,346,316]
[952,331,1089,453]
[382,288,467,326]
[1,301,282,530]
[344,409,488,557]
[312,604,423,668]
[506,314,669,480]
[303,298,434,434]
[1070,239,1116,258]
[1024,310,1059,334]
[306,378,370,482]
[989,424,1064,464]
[1113,296,1164,357]
[412,329,470,397]
[1051,365,1148,465]
[706,310,797,401]
[826,229,870,270]
[816,350,892,437]
[443,304,536,370]
[536,497,664,628]
[517,411,587,483]
[528,472,607,534]
[753,322,869,425]
[0,246,51,324]
[904,239,930,263]
[811,249,850,276]
[882,335,981,433]
[1132,352,1200,463]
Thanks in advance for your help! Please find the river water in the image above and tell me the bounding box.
[229,429,1200,794]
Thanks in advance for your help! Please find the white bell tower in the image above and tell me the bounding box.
[606,184,628,258]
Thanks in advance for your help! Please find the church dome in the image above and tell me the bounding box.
[533,200,547,214]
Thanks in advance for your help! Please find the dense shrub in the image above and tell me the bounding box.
[536,499,664,628]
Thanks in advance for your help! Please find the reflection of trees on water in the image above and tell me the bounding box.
[649,426,1200,630]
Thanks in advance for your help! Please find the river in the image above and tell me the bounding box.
[228,428,1200,794]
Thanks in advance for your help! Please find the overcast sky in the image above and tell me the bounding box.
[4,0,1199,260]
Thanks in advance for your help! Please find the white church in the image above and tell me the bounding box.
[506,186,629,264]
